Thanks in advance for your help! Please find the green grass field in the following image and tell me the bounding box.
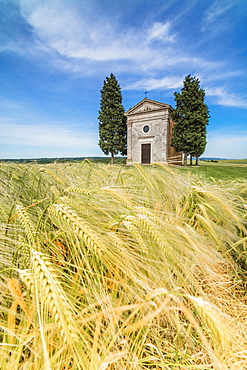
[0,161,246,369]
[175,159,247,181]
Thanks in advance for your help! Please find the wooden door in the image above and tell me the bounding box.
[141,143,151,164]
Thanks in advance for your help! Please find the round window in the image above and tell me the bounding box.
[143,125,150,133]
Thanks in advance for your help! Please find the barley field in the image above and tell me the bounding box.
[0,161,246,369]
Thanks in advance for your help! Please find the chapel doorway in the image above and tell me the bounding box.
[141,143,151,164]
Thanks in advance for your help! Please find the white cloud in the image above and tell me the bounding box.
[6,0,246,113]
[147,22,175,43]
[14,0,236,80]
[19,0,146,62]
[124,76,183,91]
[17,0,179,68]
[206,87,247,108]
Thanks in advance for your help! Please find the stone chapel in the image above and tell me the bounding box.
[125,98,182,165]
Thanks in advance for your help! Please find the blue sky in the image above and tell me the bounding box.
[1,0,247,159]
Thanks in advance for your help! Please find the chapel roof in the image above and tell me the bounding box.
[125,98,172,116]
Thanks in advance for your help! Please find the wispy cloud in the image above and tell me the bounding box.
[124,76,183,91]
[204,0,239,23]
[5,0,246,113]
[206,87,247,108]
[147,22,176,43]
[17,0,245,101]
[19,0,156,62]
[16,0,218,75]
[202,0,246,35]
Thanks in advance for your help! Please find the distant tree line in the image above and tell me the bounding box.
[2,157,126,165]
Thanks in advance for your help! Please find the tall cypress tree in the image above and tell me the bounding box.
[98,73,127,164]
[171,75,210,165]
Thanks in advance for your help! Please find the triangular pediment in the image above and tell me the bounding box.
[125,98,171,115]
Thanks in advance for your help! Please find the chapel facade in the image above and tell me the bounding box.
[125,98,182,165]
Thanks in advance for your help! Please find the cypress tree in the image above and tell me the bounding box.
[98,73,127,164]
[171,75,210,165]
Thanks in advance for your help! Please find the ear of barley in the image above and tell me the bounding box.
[122,219,148,254]
[101,187,135,209]
[187,295,231,351]
[133,163,161,192]
[18,249,90,368]
[39,168,65,185]
[136,206,169,225]
[49,204,107,256]
[50,185,61,198]
[125,214,171,256]
[18,253,75,339]
[152,162,175,175]
[15,205,36,245]
[65,187,92,195]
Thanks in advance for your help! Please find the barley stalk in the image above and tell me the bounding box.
[49,204,107,256]
[7,300,18,344]
[7,277,31,320]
